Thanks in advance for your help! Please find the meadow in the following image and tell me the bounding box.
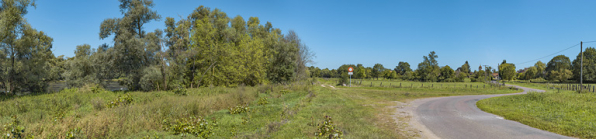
[478,81,596,138]
[0,79,520,138]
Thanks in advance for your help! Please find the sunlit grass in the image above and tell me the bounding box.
[478,82,596,138]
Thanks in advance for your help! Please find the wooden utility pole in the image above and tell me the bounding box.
[581,41,584,92]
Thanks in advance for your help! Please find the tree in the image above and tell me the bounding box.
[1,0,55,93]
[546,55,572,81]
[355,64,366,80]
[534,61,546,79]
[461,61,471,75]
[416,51,440,82]
[394,62,412,76]
[550,69,572,82]
[523,67,537,80]
[372,63,384,80]
[499,63,516,80]
[439,65,455,82]
[99,0,161,90]
[572,47,596,82]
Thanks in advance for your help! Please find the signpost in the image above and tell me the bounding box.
[348,67,353,87]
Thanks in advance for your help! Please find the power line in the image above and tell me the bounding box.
[515,43,581,65]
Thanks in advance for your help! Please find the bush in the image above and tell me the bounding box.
[229,105,250,114]
[257,97,269,105]
[315,116,343,139]
[162,116,218,138]
[107,94,134,108]
[140,66,163,91]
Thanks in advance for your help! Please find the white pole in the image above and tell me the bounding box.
[350,75,352,87]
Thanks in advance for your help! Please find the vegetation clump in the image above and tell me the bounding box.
[2,116,33,139]
[257,97,269,105]
[106,94,134,108]
[315,116,343,139]
[229,105,250,114]
[162,116,218,138]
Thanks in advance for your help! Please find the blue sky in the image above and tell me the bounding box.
[25,0,596,70]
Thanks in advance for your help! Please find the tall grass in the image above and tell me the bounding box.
[0,79,520,138]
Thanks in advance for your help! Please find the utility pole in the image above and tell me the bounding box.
[581,41,584,92]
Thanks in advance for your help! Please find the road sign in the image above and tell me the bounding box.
[348,67,353,75]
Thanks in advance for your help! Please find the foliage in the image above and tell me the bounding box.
[2,116,28,139]
[549,69,572,82]
[0,0,54,93]
[416,51,440,82]
[499,63,516,80]
[534,61,546,79]
[572,47,596,82]
[163,116,218,138]
[106,94,134,108]
[172,86,187,96]
[228,104,250,114]
[65,127,83,139]
[257,97,269,105]
[372,63,385,80]
[315,116,343,139]
[546,55,572,80]
[439,65,455,82]
[394,61,412,76]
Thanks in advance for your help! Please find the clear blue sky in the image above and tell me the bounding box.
[24,0,596,70]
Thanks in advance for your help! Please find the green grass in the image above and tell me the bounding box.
[0,79,520,138]
[478,82,596,138]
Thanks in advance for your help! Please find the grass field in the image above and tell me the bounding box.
[0,79,519,138]
[478,81,596,138]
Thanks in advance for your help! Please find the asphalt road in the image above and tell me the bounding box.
[414,84,573,139]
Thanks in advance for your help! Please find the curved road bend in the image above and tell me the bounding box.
[413,84,573,139]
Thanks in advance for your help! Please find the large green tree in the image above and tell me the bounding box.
[394,61,412,76]
[416,51,440,82]
[99,0,161,90]
[372,63,384,80]
[439,65,455,82]
[1,0,54,93]
[499,63,516,80]
[572,47,596,82]
[534,61,546,79]
[546,55,572,81]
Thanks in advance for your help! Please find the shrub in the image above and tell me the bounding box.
[257,97,269,105]
[315,116,343,139]
[162,116,217,138]
[229,105,250,114]
[107,94,134,108]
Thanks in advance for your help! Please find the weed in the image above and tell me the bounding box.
[65,127,83,139]
[257,97,269,105]
[315,116,343,139]
[173,87,187,96]
[2,115,32,139]
[229,105,250,114]
[91,97,105,111]
[106,94,134,108]
[163,116,218,138]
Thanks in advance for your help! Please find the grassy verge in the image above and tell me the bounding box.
[0,79,520,138]
[478,82,596,138]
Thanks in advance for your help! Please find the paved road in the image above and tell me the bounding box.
[414,84,573,139]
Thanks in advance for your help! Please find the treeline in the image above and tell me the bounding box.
[516,47,596,83]
[0,0,313,94]
[309,51,497,84]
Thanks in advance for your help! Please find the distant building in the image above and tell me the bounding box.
[492,73,500,80]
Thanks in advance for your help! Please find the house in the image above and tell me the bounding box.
[492,73,499,80]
